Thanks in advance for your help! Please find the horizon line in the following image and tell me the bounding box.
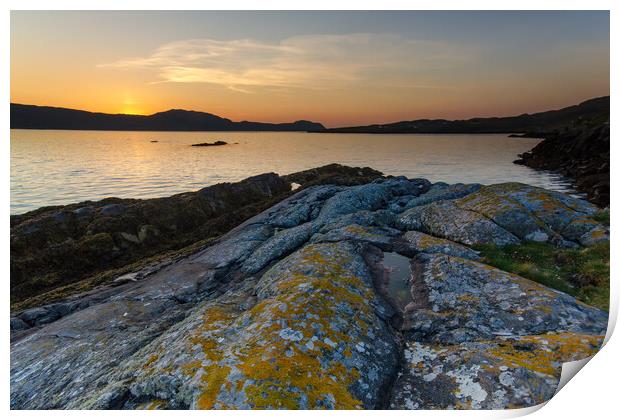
[10,94,610,129]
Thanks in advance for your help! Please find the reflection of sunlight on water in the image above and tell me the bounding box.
[11,130,577,214]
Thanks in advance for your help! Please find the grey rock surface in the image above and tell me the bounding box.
[10,178,608,409]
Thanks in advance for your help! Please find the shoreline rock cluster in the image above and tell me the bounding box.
[10,172,609,409]
[514,122,609,207]
[10,164,382,310]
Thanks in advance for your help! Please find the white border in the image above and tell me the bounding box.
[2,2,617,419]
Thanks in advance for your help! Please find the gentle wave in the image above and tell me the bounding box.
[10,130,577,214]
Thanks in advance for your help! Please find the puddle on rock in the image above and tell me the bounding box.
[382,252,414,311]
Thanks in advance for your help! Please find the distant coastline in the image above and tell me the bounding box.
[313,96,609,134]
[10,103,326,132]
[10,95,609,134]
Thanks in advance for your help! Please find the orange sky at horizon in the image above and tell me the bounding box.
[10,11,610,128]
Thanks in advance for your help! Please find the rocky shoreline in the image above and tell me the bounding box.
[514,122,609,207]
[10,164,382,310]
[10,167,609,409]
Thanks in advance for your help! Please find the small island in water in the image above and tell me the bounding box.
[191,140,228,147]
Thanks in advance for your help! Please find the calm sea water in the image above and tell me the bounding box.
[10,129,576,215]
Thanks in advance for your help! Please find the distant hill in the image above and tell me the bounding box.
[11,96,609,133]
[10,104,326,132]
[317,96,609,134]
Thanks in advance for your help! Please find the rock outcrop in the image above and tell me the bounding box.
[10,164,383,309]
[10,176,608,409]
[514,122,610,207]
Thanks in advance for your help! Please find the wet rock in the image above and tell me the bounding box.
[283,163,384,188]
[10,172,291,304]
[12,165,381,307]
[53,211,73,224]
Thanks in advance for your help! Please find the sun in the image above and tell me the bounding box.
[120,94,145,115]
[120,106,144,115]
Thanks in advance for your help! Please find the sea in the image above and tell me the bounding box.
[10,129,577,215]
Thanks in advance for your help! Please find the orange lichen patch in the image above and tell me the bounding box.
[520,188,584,219]
[489,333,602,376]
[142,354,159,369]
[182,360,204,377]
[189,304,238,356]
[569,215,598,225]
[586,228,607,239]
[409,232,451,249]
[453,399,471,410]
[456,187,521,217]
[237,345,362,409]
[457,294,479,303]
[456,186,554,234]
[196,365,232,409]
[344,225,376,236]
[164,243,376,409]
[136,399,166,410]
[179,303,242,408]
[227,244,372,408]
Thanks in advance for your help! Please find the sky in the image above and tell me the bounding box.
[10,11,610,128]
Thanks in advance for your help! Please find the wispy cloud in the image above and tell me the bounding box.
[101,34,474,93]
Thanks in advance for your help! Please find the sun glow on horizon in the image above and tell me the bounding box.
[10,11,610,127]
[120,107,146,116]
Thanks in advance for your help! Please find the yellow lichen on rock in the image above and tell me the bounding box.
[489,333,602,376]
[174,243,378,409]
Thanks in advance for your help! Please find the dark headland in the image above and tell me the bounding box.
[10,103,325,132]
[11,96,608,134]
[315,96,609,134]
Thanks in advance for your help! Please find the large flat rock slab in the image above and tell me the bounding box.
[10,176,609,409]
[81,242,400,409]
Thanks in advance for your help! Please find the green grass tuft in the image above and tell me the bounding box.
[593,209,610,226]
[475,240,609,311]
